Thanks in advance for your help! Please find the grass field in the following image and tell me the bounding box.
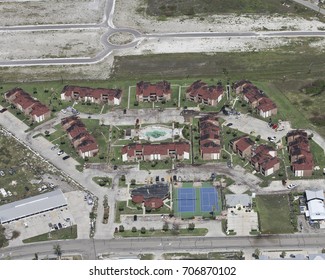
[255,194,295,234]
[146,0,324,20]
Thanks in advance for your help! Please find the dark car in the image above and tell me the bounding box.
[173,175,177,182]
[226,123,233,127]
[58,223,63,229]
[0,108,7,113]
[155,176,159,182]
[62,155,70,160]
[113,165,117,170]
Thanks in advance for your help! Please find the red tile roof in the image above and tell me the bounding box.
[187,80,223,101]
[30,103,50,117]
[236,137,254,152]
[62,85,122,100]
[286,130,314,172]
[136,81,171,97]
[5,88,50,118]
[257,97,277,112]
[144,198,164,209]
[122,142,190,158]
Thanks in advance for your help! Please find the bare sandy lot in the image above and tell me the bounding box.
[0,0,106,25]
[125,36,294,56]
[114,0,325,33]
[0,29,105,60]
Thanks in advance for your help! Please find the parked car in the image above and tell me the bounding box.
[113,165,117,170]
[57,150,64,156]
[226,123,233,127]
[58,223,63,229]
[173,175,177,182]
[155,176,159,182]
[0,170,5,176]
[62,155,70,160]
[0,108,8,113]
[287,183,297,189]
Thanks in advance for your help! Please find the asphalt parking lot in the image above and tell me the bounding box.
[221,113,292,142]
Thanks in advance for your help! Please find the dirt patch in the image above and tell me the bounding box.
[108,32,135,45]
[0,29,105,60]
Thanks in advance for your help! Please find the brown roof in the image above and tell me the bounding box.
[122,142,190,157]
[5,88,50,116]
[257,97,277,112]
[30,103,50,117]
[187,80,223,101]
[144,198,164,209]
[132,195,144,204]
[236,137,255,152]
[136,81,171,97]
[62,85,122,100]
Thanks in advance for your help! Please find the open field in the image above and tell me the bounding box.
[0,29,105,61]
[0,0,106,26]
[146,0,321,17]
[255,194,295,234]
[115,0,325,33]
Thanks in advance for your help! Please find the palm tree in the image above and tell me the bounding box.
[53,244,62,260]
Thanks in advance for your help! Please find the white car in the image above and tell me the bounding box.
[57,150,64,156]
[287,183,297,189]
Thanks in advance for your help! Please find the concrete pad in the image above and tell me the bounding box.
[227,208,258,236]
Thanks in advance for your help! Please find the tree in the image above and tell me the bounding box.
[252,248,260,259]
[119,225,124,232]
[53,244,62,259]
[141,227,146,234]
[44,130,50,137]
[162,222,169,232]
[188,223,195,231]
[132,227,137,233]
[280,251,286,258]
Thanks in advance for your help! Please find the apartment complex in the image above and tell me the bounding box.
[136,81,172,102]
[4,88,51,123]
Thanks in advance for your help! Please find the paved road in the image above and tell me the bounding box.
[1,234,325,260]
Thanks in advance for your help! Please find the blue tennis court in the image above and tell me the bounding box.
[200,187,219,212]
[177,188,196,213]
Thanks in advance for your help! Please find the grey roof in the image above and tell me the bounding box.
[225,194,252,207]
[306,189,324,202]
[0,189,67,224]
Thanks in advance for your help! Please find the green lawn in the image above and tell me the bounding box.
[255,194,295,234]
[22,225,77,243]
